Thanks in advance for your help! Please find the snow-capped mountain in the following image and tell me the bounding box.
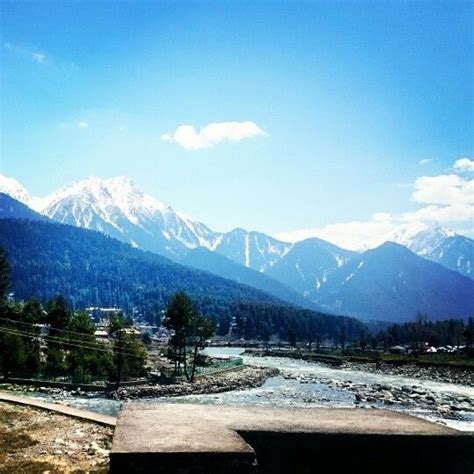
[0,175,33,207]
[0,175,295,270]
[37,176,218,257]
[212,228,292,272]
[426,235,473,279]
[0,189,321,311]
[1,173,472,314]
[265,238,355,297]
[386,223,456,256]
[314,242,474,321]
[180,246,320,310]
[384,223,473,279]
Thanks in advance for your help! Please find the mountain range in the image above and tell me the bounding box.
[0,217,368,342]
[0,174,473,322]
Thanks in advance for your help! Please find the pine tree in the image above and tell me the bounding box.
[44,296,71,377]
[164,292,195,375]
[66,311,97,383]
[187,314,216,382]
[46,296,71,330]
[109,313,147,383]
[0,333,26,379]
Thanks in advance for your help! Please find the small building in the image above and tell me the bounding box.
[123,327,142,340]
[94,329,109,340]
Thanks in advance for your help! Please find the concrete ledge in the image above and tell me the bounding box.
[111,404,474,473]
[0,392,116,427]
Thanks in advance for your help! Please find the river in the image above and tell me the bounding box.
[19,347,474,432]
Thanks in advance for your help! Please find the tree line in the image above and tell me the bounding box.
[0,219,290,320]
[373,313,474,351]
[216,302,366,347]
[0,248,146,383]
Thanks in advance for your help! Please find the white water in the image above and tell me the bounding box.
[189,347,473,432]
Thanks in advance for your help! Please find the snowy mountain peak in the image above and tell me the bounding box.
[0,174,32,205]
[41,176,170,217]
[25,175,222,256]
[1,173,470,284]
[387,222,456,256]
[385,222,429,247]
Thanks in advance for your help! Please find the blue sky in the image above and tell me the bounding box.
[1,1,473,246]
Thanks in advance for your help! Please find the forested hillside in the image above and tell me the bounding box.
[0,219,363,341]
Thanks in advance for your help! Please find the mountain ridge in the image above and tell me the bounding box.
[1,174,472,313]
[313,241,474,321]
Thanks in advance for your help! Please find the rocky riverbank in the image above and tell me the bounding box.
[345,361,474,386]
[111,366,279,400]
[282,370,474,421]
[0,401,113,472]
[245,350,474,386]
[0,383,105,399]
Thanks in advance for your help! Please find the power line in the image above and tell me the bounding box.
[0,326,144,359]
[0,326,145,359]
[0,321,114,351]
[0,326,114,354]
[0,316,118,339]
[0,317,144,354]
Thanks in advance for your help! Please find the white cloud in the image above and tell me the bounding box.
[453,157,474,172]
[276,158,474,250]
[419,159,431,166]
[371,212,392,222]
[161,121,266,150]
[276,220,397,251]
[401,204,474,224]
[77,121,89,128]
[3,42,46,63]
[412,174,473,205]
[32,52,45,63]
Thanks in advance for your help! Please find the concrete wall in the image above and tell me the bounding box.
[239,430,474,474]
[110,404,474,474]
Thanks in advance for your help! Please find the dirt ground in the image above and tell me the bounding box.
[0,401,113,473]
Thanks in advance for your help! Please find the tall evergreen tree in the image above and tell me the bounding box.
[66,311,98,383]
[0,333,26,379]
[109,313,147,383]
[164,292,195,375]
[46,296,71,330]
[0,248,24,378]
[44,296,71,377]
[187,314,216,382]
